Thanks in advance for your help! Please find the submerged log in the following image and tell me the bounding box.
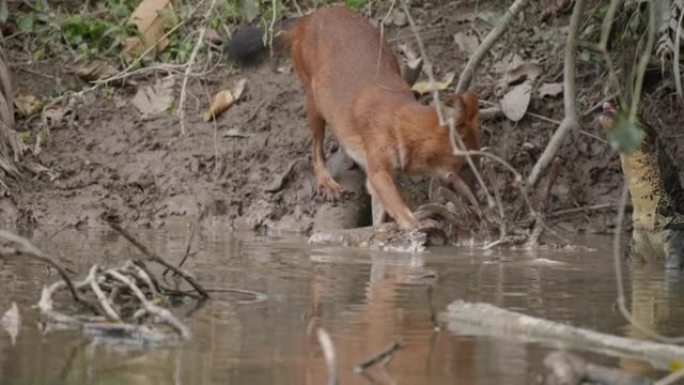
[544,351,651,385]
[441,301,684,370]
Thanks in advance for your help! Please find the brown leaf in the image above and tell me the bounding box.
[203,79,247,122]
[123,0,174,60]
[498,61,543,89]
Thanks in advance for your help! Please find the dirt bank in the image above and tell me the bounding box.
[3,2,682,238]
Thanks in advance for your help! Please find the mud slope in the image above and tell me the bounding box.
[7,3,676,236]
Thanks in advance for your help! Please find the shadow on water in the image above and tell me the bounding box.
[0,226,683,384]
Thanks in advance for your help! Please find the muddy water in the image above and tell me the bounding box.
[1,227,683,385]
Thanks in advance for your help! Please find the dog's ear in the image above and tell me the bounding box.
[444,92,479,123]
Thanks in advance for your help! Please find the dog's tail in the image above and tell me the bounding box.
[225,19,296,64]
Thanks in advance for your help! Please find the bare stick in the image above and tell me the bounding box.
[354,342,402,373]
[527,0,584,187]
[106,222,209,298]
[178,0,219,136]
[87,265,121,322]
[317,328,338,385]
[548,202,616,218]
[0,230,95,312]
[106,269,191,339]
[544,351,653,385]
[175,207,208,270]
[455,0,529,93]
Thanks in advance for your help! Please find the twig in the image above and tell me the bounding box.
[178,0,219,136]
[106,269,191,339]
[354,342,402,373]
[427,285,440,331]
[0,230,95,312]
[548,202,616,218]
[455,0,529,93]
[87,265,121,322]
[106,221,209,299]
[527,0,584,187]
[174,207,208,271]
[317,328,338,385]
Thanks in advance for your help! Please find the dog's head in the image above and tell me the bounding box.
[443,91,480,152]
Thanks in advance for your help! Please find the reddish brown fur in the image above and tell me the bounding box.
[288,7,480,230]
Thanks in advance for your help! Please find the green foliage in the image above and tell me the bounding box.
[345,0,370,11]
[61,15,134,59]
[607,109,646,155]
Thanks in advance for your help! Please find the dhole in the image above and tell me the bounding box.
[234,7,481,230]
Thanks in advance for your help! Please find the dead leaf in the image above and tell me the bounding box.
[498,61,543,89]
[539,82,563,98]
[132,77,176,120]
[1,302,20,345]
[412,72,455,95]
[391,9,407,27]
[453,32,479,56]
[203,78,247,122]
[14,94,42,116]
[123,0,174,60]
[501,82,532,122]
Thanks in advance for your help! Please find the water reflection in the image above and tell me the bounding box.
[0,229,682,384]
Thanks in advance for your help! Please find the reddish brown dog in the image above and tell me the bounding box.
[288,7,480,230]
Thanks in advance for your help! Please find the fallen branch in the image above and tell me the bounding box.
[544,351,652,385]
[106,221,210,298]
[0,230,95,312]
[442,300,684,369]
[527,0,584,187]
[455,0,529,93]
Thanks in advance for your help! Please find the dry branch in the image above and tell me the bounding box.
[442,300,684,369]
[527,0,584,187]
[0,230,96,312]
[455,0,529,93]
[544,351,652,385]
[106,221,209,298]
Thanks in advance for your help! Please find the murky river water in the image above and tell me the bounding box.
[1,226,683,384]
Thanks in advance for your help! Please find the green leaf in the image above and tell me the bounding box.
[16,13,34,32]
[607,111,646,155]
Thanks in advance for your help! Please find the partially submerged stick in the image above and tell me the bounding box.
[0,230,96,313]
[544,351,652,385]
[106,221,210,299]
[442,300,684,369]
